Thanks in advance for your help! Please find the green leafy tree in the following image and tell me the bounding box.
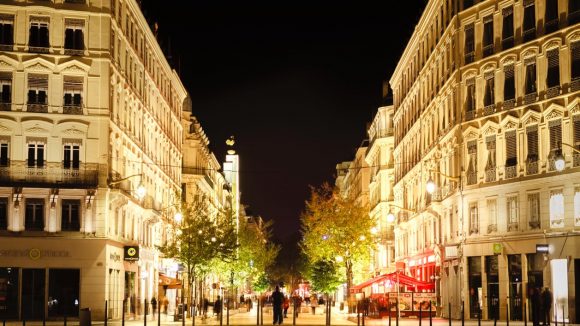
[300,183,376,299]
[157,199,238,315]
[252,272,270,293]
[307,259,343,295]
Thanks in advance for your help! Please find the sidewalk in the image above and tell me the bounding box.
[3,307,578,326]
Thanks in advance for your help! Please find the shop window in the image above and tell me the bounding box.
[485,256,499,320]
[0,267,19,319]
[48,269,80,317]
[61,199,80,231]
[468,257,482,318]
[508,254,523,321]
[22,269,45,319]
[25,198,44,231]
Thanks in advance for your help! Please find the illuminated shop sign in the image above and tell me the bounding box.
[536,244,549,253]
[124,246,139,261]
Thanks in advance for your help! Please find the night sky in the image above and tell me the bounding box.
[140,0,428,242]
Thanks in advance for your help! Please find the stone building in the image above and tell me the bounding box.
[389,0,579,322]
[0,0,186,320]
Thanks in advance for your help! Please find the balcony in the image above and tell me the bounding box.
[483,104,495,116]
[526,161,538,175]
[523,27,536,42]
[548,157,558,171]
[502,36,514,50]
[64,49,84,56]
[0,161,98,188]
[27,103,48,113]
[63,105,83,115]
[505,165,518,179]
[508,222,519,231]
[0,103,10,111]
[503,99,515,110]
[572,78,580,92]
[485,167,496,182]
[464,52,475,64]
[529,220,540,229]
[29,46,49,54]
[524,92,537,104]
[482,44,494,57]
[574,153,580,167]
[466,171,477,185]
[0,44,12,52]
[546,85,560,99]
[465,110,476,121]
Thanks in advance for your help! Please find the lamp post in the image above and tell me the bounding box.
[425,170,461,195]
[108,173,147,199]
[554,143,580,171]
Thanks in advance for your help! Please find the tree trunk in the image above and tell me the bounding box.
[345,259,353,313]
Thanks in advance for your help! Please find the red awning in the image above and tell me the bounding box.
[158,273,182,289]
[351,272,434,292]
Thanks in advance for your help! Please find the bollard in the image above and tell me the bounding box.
[158,298,161,326]
[122,299,126,326]
[227,298,230,326]
[105,300,108,326]
[448,303,451,326]
[396,298,399,326]
[292,298,296,326]
[419,304,422,326]
[524,301,527,326]
[429,302,432,326]
[144,299,147,326]
[562,304,566,326]
[461,301,464,326]
[506,302,509,326]
[555,305,558,326]
[257,299,260,326]
[478,306,481,326]
[389,306,392,326]
[260,298,263,326]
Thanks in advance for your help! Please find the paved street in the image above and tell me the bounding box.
[4,306,578,326]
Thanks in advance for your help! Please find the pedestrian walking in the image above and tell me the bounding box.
[531,287,541,326]
[292,295,302,317]
[542,287,553,325]
[151,297,157,316]
[311,295,318,315]
[214,295,222,319]
[283,295,290,318]
[272,285,285,325]
[202,297,209,319]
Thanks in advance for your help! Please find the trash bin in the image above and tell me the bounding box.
[174,304,184,321]
[79,308,91,326]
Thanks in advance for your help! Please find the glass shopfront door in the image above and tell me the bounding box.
[21,269,45,320]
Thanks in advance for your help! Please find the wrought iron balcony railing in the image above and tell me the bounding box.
[505,165,518,179]
[483,104,496,116]
[466,171,477,185]
[63,105,83,115]
[574,153,580,167]
[0,161,98,188]
[526,161,539,175]
[27,103,48,113]
[485,167,496,182]
[546,85,561,99]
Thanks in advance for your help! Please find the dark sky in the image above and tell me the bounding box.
[140,0,427,242]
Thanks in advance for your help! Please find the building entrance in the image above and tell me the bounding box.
[508,255,523,321]
[486,256,499,320]
[21,269,45,320]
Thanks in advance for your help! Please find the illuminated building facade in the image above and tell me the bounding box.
[389,0,579,321]
[0,0,186,320]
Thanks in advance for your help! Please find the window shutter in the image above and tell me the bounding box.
[525,63,537,94]
[465,24,474,52]
[547,49,560,87]
[28,74,48,90]
[572,42,580,79]
[506,130,517,166]
[527,125,539,160]
[573,115,580,148]
[549,119,562,151]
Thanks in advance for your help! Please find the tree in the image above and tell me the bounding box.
[307,259,343,295]
[157,199,238,317]
[300,183,376,301]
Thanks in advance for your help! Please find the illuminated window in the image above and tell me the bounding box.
[549,190,564,228]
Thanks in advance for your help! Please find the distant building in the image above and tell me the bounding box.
[0,0,186,320]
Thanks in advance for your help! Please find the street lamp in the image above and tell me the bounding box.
[425,169,461,194]
[554,143,580,171]
[386,205,417,223]
[108,173,147,200]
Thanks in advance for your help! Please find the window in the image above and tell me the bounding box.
[528,193,540,229]
[0,72,11,105]
[465,78,475,113]
[61,199,80,231]
[486,136,496,182]
[0,197,7,230]
[549,119,562,154]
[549,190,564,228]
[0,15,14,46]
[483,74,495,107]
[571,42,579,81]
[574,187,580,227]
[64,19,84,52]
[0,141,8,166]
[27,142,45,167]
[574,115,580,152]
[507,195,519,230]
[63,143,80,169]
[503,65,515,101]
[467,140,478,184]
[502,7,514,49]
[525,61,537,94]
[469,202,479,234]
[527,125,539,162]
[25,198,44,231]
[569,0,580,25]
[29,18,49,48]
[482,16,494,57]
[63,76,83,108]
[545,0,559,33]
[487,199,497,233]
[546,49,560,89]
[27,74,48,105]
[464,24,475,64]
[523,0,536,42]
[505,130,517,167]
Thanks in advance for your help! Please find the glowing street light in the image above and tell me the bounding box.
[555,143,580,171]
[425,169,460,194]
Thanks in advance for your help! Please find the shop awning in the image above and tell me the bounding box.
[158,273,182,289]
[351,272,434,292]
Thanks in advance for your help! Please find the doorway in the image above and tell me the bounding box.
[21,269,45,320]
[486,255,499,320]
[508,254,523,321]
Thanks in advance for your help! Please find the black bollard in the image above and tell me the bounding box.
[158,298,161,326]
[448,303,451,326]
[292,298,296,326]
[389,305,392,326]
[105,300,108,326]
[419,304,422,326]
[357,310,360,326]
[260,298,263,326]
[227,298,230,326]
[563,304,566,326]
[396,298,399,326]
[524,300,527,326]
[506,302,510,326]
[122,299,126,326]
[555,305,558,326]
[429,302,432,326]
[257,299,260,326]
[461,301,464,326]
[478,306,481,326]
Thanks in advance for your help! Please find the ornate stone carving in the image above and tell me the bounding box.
[27,62,51,72]
[25,126,49,134]
[545,109,563,120]
[62,65,86,73]
[503,120,518,130]
[63,127,85,135]
[0,124,10,132]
